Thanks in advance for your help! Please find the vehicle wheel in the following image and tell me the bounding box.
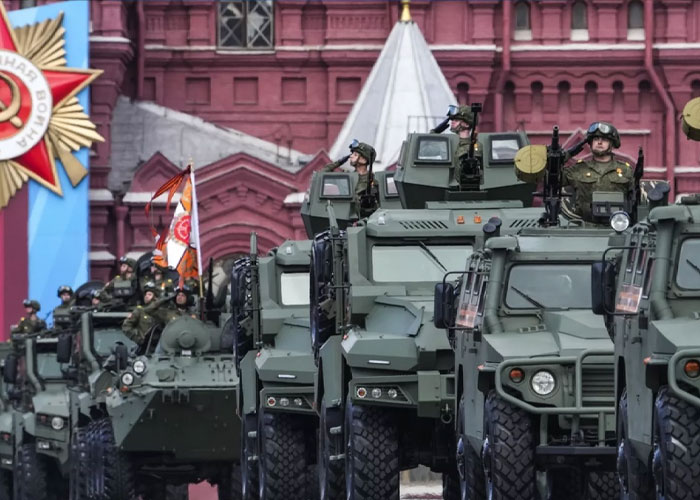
[585,472,620,499]
[0,468,12,500]
[442,467,461,500]
[258,408,309,500]
[241,413,259,500]
[90,417,135,500]
[69,426,88,500]
[456,395,485,500]
[217,464,243,500]
[13,443,49,500]
[319,397,344,500]
[652,386,700,500]
[617,391,653,499]
[483,391,536,500]
[345,395,399,500]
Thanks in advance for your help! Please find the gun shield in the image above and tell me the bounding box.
[514,145,548,183]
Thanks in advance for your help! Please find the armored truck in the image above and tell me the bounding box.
[438,229,623,500]
[232,236,317,500]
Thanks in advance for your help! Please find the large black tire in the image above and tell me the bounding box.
[483,391,536,500]
[230,259,253,369]
[69,426,88,500]
[344,396,399,500]
[13,443,49,500]
[218,464,243,500]
[258,409,310,500]
[0,469,11,500]
[456,395,485,500]
[318,398,344,500]
[90,417,136,500]
[617,391,653,499]
[442,468,461,500]
[586,472,620,499]
[653,386,700,499]
[241,413,259,500]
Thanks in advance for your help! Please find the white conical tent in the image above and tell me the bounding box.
[329,20,455,170]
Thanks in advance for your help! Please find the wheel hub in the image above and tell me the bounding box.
[456,436,466,480]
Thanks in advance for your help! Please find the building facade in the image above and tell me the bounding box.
[8,0,700,281]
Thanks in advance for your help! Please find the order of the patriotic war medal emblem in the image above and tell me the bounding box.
[0,5,103,208]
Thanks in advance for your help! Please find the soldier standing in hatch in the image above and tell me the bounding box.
[122,281,160,345]
[446,105,483,185]
[563,121,634,222]
[100,256,138,305]
[53,285,74,324]
[323,140,377,198]
[12,300,47,334]
[147,285,197,327]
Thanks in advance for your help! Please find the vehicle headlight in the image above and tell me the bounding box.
[610,211,630,233]
[531,370,556,396]
[50,416,65,431]
[132,359,146,374]
[121,372,134,386]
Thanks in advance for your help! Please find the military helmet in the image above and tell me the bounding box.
[175,284,192,296]
[448,104,474,124]
[23,299,40,312]
[586,121,620,148]
[349,139,376,165]
[143,281,160,296]
[57,285,73,297]
[119,256,137,270]
[90,289,101,300]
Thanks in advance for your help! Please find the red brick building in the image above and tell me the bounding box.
[9,0,700,280]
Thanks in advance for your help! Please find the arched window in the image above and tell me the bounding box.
[456,82,470,106]
[572,1,587,30]
[514,2,532,41]
[627,1,645,40]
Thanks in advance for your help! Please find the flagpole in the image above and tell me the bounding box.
[188,159,205,302]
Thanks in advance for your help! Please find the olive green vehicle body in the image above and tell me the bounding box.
[9,336,72,474]
[601,202,700,462]
[106,315,240,470]
[0,342,15,472]
[454,230,623,476]
[237,239,316,420]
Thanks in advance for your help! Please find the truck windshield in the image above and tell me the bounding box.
[676,239,700,290]
[36,353,63,380]
[280,272,310,305]
[504,264,592,309]
[372,245,472,282]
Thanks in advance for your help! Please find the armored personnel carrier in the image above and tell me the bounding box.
[232,235,317,500]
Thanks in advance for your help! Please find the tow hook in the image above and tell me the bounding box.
[440,404,453,424]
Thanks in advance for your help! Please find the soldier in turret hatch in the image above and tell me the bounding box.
[563,121,634,222]
[99,256,138,306]
[322,139,379,217]
[122,281,159,345]
[446,105,483,185]
[12,300,46,334]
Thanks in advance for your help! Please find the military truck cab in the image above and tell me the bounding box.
[443,229,623,498]
[592,198,700,497]
[393,132,535,209]
[301,170,399,236]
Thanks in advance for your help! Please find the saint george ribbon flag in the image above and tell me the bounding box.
[145,163,203,287]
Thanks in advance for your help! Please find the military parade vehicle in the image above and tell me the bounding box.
[4,334,71,499]
[308,107,547,499]
[589,97,700,499]
[231,234,317,500]
[0,342,14,497]
[90,310,241,499]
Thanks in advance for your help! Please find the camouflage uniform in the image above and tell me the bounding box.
[121,306,157,344]
[12,300,46,334]
[53,285,74,327]
[454,137,483,186]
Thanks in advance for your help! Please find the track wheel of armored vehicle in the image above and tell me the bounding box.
[258,408,311,500]
[319,398,345,500]
[13,443,50,500]
[88,417,136,500]
[240,413,259,500]
[482,391,536,500]
[455,396,485,500]
[344,395,399,500]
[218,464,243,500]
[652,386,700,500]
[617,391,653,499]
[69,426,89,499]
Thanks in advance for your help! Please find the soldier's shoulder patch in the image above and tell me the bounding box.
[20,317,24,321]
[624,162,630,167]
[577,159,584,163]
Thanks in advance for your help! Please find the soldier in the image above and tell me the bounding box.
[12,300,46,334]
[90,289,102,309]
[563,121,633,222]
[99,256,138,306]
[148,285,197,326]
[323,140,377,198]
[52,285,74,326]
[122,281,160,345]
[446,105,483,186]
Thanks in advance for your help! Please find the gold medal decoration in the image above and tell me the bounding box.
[0,5,103,209]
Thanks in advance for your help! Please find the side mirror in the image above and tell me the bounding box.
[56,334,73,364]
[114,343,128,371]
[591,261,616,315]
[433,282,455,329]
[3,354,17,384]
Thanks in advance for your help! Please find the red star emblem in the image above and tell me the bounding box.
[0,4,101,196]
